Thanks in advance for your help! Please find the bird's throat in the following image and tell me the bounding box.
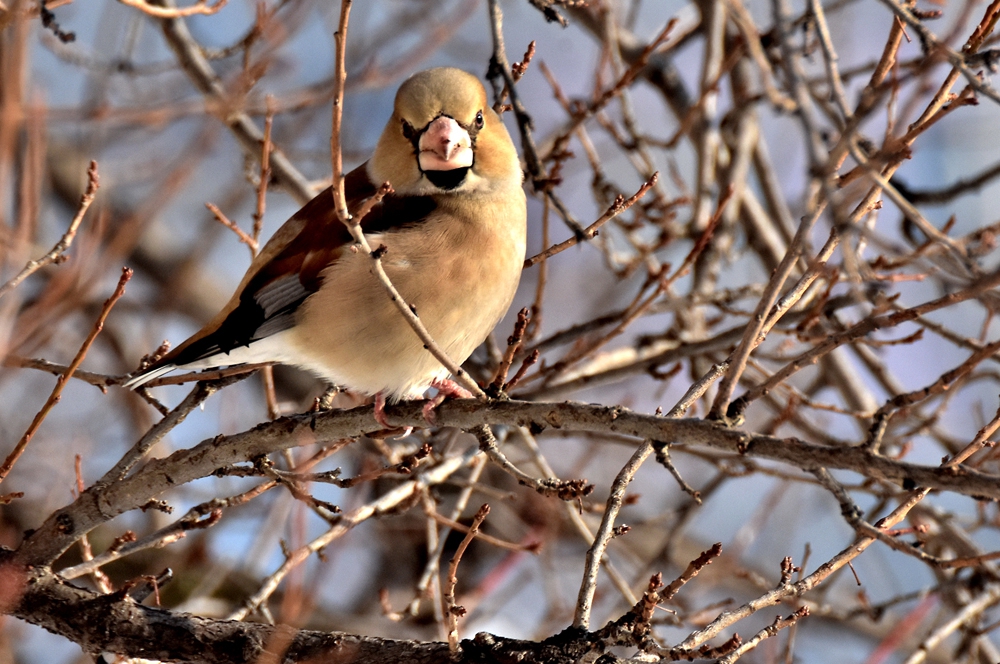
[424,167,469,190]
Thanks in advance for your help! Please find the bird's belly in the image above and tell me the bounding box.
[287,227,522,399]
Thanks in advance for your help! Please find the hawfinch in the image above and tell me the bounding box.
[125,68,527,424]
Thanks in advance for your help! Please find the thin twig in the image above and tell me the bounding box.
[708,201,827,421]
[808,0,852,122]
[425,508,538,554]
[487,308,530,396]
[6,356,116,390]
[0,160,99,300]
[103,373,253,485]
[545,182,728,382]
[473,425,593,501]
[877,0,1000,106]
[408,455,488,617]
[73,455,113,593]
[120,0,227,19]
[573,438,652,629]
[444,503,490,652]
[228,450,478,621]
[0,267,131,485]
[732,268,1000,415]
[715,608,810,664]
[253,97,274,246]
[153,0,313,202]
[61,482,274,580]
[327,0,483,398]
[206,202,258,252]
[254,99,279,419]
[514,426,638,608]
[524,174,658,267]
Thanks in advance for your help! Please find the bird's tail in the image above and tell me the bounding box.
[122,363,178,390]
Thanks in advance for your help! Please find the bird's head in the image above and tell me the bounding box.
[369,68,522,196]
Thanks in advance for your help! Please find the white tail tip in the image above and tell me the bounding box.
[122,364,178,390]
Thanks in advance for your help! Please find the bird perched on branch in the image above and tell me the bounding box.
[124,67,527,426]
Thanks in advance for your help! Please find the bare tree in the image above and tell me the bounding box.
[3,0,1000,662]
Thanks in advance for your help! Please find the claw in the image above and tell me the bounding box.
[422,396,444,425]
[430,378,473,399]
[373,392,413,438]
[373,392,391,428]
[422,378,474,425]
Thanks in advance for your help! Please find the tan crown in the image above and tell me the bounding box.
[368,68,521,195]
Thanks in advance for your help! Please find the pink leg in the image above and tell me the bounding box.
[422,379,474,424]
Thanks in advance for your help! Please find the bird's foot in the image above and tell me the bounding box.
[374,392,392,428]
[373,392,413,439]
[422,379,473,425]
[431,378,474,399]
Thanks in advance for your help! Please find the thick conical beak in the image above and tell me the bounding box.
[418,116,473,171]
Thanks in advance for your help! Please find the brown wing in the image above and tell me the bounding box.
[153,163,438,368]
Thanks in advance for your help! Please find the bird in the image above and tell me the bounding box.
[124,67,527,427]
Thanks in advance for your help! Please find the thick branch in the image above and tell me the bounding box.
[12,565,451,664]
[16,400,1000,569]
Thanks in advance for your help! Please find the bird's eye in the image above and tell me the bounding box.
[475,111,484,129]
[401,120,415,140]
